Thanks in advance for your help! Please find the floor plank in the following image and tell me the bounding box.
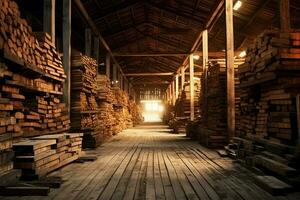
[1,123,300,200]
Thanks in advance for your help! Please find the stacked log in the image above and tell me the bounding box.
[196,59,242,147]
[13,133,82,180]
[129,100,143,126]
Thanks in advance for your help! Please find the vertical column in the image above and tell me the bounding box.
[120,75,123,90]
[226,0,235,138]
[202,29,208,121]
[172,81,175,105]
[189,54,195,121]
[43,0,55,44]
[296,95,300,152]
[106,53,110,79]
[175,74,179,99]
[181,67,185,91]
[62,0,71,115]
[168,85,172,105]
[280,0,290,32]
[113,64,117,85]
[93,37,99,64]
[85,28,92,56]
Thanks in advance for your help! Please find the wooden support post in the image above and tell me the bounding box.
[106,53,110,79]
[172,81,176,105]
[43,0,55,44]
[280,0,290,32]
[175,74,179,99]
[113,64,117,84]
[85,28,92,56]
[93,37,99,64]
[203,29,208,122]
[168,85,171,105]
[120,75,123,90]
[62,0,71,115]
[181,67,185,91]
[226,0,235,138]
[189,54,195,121]
[296,95,300,154]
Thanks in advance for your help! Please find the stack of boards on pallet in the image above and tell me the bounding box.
[195,59,242,148]
[129,100,143,126]
[96,74,116,138]
[0,0,69,175]
[13,133,82,180]
[170,80,201,134]
[70,51,101,148]
[228,31,300,184]
[112,87,134,134]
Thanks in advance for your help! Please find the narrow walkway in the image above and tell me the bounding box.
[4,123,300,200]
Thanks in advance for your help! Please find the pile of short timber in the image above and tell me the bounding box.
[0,0,68,174]
[196,60,242,147]
[0,0,65,81]
[13,133,82,179]
[171,80,201,134]
[70,52,104,148]
[129,100,143,126]
[112,87,134,134]
[96,75,116,138]
[227,31,300,183]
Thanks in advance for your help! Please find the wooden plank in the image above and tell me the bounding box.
[254,176,292,195]
[62,0,71,115]
[85,28,92,56]
[105,54,110,79]
[0,186,50,196]
[226,0,235,138]
[203,29,208,121]
[181,67,185,91]
[172,81,175,106]
[189,54,195,121]
[43,0,55,44]
[153,149,165,200]
[280,0,290,32]
[175,74,179,99]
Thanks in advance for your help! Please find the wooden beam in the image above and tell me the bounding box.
[189,54,195,121]
[113,53,188,57]
[43,0,55,44]
[172,81,175,105]
[105,54,110,79]
[226,0,235,138]
[296,94,300,153]
[280,0,290,32]
[175,74,179,99]
[202,29,208,122]
[93,37,99,64]
[85,28,92,56]
[125,73,173,76]
[113,64,117,83]
[62,0,71,115]
[181,67,185,90]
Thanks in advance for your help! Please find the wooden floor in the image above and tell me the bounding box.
[2,123,300,200]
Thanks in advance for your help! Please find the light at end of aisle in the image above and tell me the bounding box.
[233,1,242,11]
[239,50,246,58]
[193,55,200,60]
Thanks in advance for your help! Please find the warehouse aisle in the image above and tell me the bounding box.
[5,123,299,200]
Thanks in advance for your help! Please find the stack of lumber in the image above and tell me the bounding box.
[112,87,133,134]
[13,133,82,179]
[0,0,68,174]
[196,60,242,147]
[96,75,114,103]
[70,52,103,148]
[225,31,300,183]
[171,80,201,134]
[237,31,300,144]
[129,100,143,126]
[23,95,70,137]
[0,0,65,80]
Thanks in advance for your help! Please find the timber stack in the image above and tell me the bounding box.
[112,87,133,134]
[196,59,242,147]
[96,74,116,138]
[129,100,143,126]
[70,51,101,148]
[13,133,82,180]
[171,80,201,134]
[228,31,300,181]
[0,0,69,175]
